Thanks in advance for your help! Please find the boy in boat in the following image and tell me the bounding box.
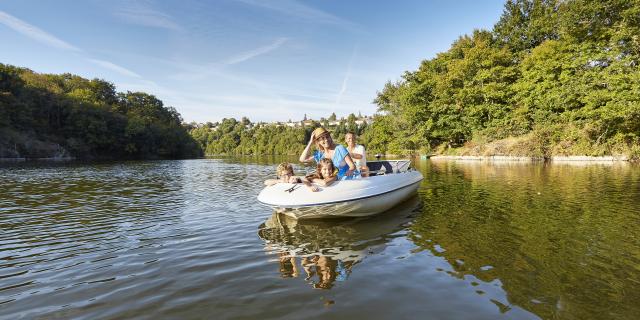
[264,162,320,192]
[264,162,301,186]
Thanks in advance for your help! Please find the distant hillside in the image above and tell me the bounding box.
[0,64,202,159]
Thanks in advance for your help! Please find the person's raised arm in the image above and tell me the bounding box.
[299,132,316,163]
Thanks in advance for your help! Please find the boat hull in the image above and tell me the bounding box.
[258,170,424,219]
[277,180,421,219]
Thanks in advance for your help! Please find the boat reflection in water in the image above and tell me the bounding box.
[257,196,422,289]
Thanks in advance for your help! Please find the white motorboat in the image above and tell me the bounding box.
[257,160,424,219]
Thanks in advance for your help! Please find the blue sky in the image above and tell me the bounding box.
[0,0,505,123]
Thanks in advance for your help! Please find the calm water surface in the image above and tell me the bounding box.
[1,158,639,319]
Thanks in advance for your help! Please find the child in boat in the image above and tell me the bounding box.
[264,162,300,186]
[301,158,337,191]
[264,162,319,192]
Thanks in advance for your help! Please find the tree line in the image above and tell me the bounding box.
[188,115,368,156]
[0,64,202,159]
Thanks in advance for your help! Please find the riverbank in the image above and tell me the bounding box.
[423,133,639,162]
[428,155,632,162]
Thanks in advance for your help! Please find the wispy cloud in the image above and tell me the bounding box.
[0,10,81,51]
[224,37,288,65]
[0,11,143,79]
[165,36,291,102]
[166,59,279,99]
[88,59,142,78]
[235,0,360,31]
[114,1,182,31]
[336,44,358,106]
[170,93,337,122]
[119,57,338,122]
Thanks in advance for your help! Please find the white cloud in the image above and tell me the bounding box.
[336,44,358,106]
[0,11,81,51]
[163,57,284,101]
[235,0,360,31]
[172,94,337,122]
[114,1,182,31]
[0,10,143,79]
[224,37,288,65]
[87,59,142,78]
[117,75,339,122]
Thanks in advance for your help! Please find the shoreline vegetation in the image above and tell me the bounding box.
[429,155,630,162]
[2,0,639,162]
[380,0,640,162]
[0,64,202,160]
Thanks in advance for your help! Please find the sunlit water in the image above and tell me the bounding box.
[1,158,639,319]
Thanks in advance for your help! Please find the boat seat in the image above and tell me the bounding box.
[366,160,411,175]
[368,170,385,176]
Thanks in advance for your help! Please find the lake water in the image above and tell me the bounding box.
[1,158,639,319]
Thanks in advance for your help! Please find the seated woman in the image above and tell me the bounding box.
[299,127,359,180]
[345,132,369,177]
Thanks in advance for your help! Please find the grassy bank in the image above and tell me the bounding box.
[431,129,639,161]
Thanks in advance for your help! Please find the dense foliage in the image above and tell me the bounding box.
[0,64,202,159]
[368,0,640,158]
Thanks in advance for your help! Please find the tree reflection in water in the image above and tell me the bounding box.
[258,196,421,290]
[412,160,640,319]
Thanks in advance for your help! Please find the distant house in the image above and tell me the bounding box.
[355,118,373,126]
[241,115,373,130]
[360,117,374,125]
